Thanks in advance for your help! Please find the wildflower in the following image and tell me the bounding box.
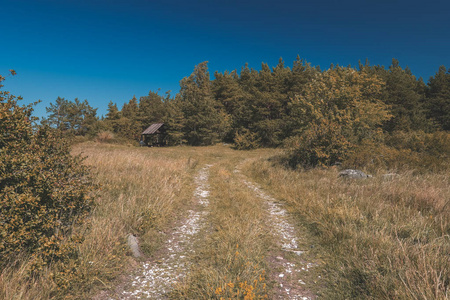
[215,287,223,295]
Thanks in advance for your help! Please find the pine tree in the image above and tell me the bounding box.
[426,66,450,130]
[362,59,432,132]
[180,62,229,145]
[45,97,98,136]
[122,96,139,120]
[138,91,166,127]
[105,101,120,120]
[164,97,186,145]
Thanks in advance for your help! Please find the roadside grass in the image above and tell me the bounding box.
[245,160,450,299]
[1,142,197,299]
[171,160,272,299]
[67,142,199,298]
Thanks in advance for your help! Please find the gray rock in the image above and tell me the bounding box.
[127,234,143,258]
[338,169,372,179]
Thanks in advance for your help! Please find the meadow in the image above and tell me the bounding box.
[1,142,448,299]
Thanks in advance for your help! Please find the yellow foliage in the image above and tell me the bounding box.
[287,67,392,167]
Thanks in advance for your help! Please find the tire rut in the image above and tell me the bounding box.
[235,164,317,300]
[116,165,212,299]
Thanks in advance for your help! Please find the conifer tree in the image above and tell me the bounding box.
[361,59,432,132]
[138,91,166,127]
[121,96,139,120]
[180,62,229,145]
[426,66,450,130]
[105,101,120,120]
[45,97,98,136]
[164,96,186,145]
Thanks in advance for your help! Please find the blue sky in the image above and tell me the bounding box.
[1,0,449,118]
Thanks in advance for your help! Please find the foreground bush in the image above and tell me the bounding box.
[0,73,94,274]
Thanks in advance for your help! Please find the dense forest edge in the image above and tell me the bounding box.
[1,56,449,299]
[41,57,450,170]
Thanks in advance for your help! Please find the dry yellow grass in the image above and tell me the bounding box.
[1,142,198,299]
[171,161,271,299]
[4,142,446,299]
[245,161,450,299]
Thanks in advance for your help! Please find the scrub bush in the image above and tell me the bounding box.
[233,128,261,150]
[286,67,391,168]
[0,72,94,274]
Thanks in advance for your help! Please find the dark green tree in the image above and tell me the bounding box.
[45,97,98,136]
[105,101,120,120]
[360,59,432,132]
[138,91,166,127]
[426,66,450,130]
[180,62,229,145]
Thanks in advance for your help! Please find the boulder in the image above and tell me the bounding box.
[338,169,372,179]
[127,234,143,258]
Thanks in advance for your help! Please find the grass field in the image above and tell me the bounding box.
[1,142,448,299]
[246,160,450,299]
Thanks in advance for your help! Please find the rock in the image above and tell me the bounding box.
[127,234,143,258]
[338,169,372,179]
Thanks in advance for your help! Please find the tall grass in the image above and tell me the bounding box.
[171,161,271,299]
[245,161,449,299]
[1,142,195,299]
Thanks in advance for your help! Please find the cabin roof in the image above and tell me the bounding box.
[142,123,164,135]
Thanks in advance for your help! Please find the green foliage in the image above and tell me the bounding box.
[105,101,120,120]
[138,91,166,126]
[212,57,317,148]
[233,128,261,150]
[180,62,230,145]
[0,74,94,274]
[344,131,450,172]
[426,66,450,130]
[163,98,186,145]
[285,120,353,168]
[44,97,98,136]
[360,59,433,132]
[286,67,391,167]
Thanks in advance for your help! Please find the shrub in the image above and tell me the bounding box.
[285,120,353,168]
[344,131,450,172]
[95,130,115,143]
[287,67,391,168]
[233,128,261,150]
[0,73,94,274]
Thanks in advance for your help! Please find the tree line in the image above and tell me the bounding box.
[43,57,450,167]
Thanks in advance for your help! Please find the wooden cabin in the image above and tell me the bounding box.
[141,123,167,146]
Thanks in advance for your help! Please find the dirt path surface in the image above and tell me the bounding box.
[244,179,317,299]
[235,163,317,300]
[114,165,212,299]
[100,155,318,299]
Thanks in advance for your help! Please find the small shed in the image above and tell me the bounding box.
[141,123,167,146]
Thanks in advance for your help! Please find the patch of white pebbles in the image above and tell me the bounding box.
[238,171,315,300]
[118,165,212,299]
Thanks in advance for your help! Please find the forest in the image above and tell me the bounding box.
[1,57,449,299]
[42,57,450,169]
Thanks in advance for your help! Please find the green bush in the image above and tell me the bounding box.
[285,120,353,168]
[233,128,261,150]
[286,67,391,168]
[0,73,94,273]
[344,131,450,172]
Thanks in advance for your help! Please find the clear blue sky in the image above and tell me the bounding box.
[2,0,449,118]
